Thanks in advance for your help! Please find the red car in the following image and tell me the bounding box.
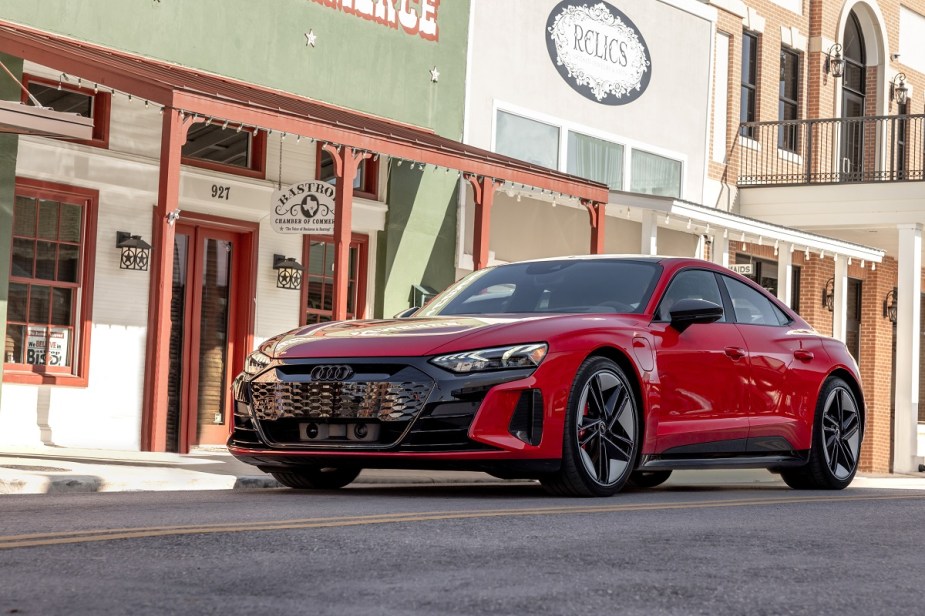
[230,256,863,496]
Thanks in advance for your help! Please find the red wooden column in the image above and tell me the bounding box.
[322,144,370,321]
[142,106,187,451]
[583,200,606,254]
[465,174,500,270]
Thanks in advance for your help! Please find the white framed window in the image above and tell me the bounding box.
[492,103,684,198]
[495,110,559,169]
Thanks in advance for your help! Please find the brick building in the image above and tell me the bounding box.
[705,0,925,473]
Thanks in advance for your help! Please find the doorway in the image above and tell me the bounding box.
[165,219,255,453]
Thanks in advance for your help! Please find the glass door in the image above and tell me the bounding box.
[166,224,239,452]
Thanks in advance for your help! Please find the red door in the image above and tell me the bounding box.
[649,269,751,453]
[165,221,254,452]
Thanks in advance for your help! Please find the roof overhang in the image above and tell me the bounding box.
[608,190,885,263]
[0,99,93,139]
[0,19,609,203]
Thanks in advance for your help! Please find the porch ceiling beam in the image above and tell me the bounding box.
[172,92,609,203]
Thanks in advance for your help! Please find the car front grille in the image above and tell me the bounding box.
[249,380,432,422]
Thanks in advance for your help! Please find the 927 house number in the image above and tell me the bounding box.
[211,185,231,200]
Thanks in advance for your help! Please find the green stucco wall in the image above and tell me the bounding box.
[1,0,470,318]
[0,54,23,396]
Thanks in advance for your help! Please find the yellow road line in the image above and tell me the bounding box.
[2,492,923,550]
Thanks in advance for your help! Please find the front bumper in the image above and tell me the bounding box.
[229,356,563,474]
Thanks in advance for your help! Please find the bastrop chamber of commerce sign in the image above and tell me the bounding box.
[545,1,651,105]
[271,181,336,234]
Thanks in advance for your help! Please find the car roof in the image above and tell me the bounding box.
[501,254,703,266]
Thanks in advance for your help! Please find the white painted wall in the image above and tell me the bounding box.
[0,61,387,450]
[459,1,715,271]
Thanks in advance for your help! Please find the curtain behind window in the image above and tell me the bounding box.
[630,150,681,197]
[495,111,559,169]
[567,132,623,189]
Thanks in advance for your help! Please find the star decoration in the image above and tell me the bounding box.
[430,66,440,82]
[305,30,317,47]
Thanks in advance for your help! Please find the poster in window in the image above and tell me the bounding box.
[26,327,70,367]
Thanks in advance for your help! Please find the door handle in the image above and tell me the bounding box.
[794,349,814,362]
[724,346,746,360]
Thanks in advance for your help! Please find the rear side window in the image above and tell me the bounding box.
[721,276,789,326]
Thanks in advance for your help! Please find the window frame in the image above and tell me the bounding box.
[21,73,111,149]
[299,233,369,324]
[3,178,98,386]
[315,143,380,200]
[491,103,686,199]
[739,31,759,139]
[181,122,267,180]
[778,47,801,152]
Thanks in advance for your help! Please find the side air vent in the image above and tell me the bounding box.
[508,389,544,446]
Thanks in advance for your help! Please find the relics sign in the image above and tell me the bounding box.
[271,181,336,234]
[545,1,651,105]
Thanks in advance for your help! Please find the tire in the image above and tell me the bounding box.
[540,357,641,497]
[780,377,862,490]
[627,470,672,489]
[270,467,361,490]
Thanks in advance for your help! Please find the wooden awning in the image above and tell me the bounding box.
[0,19,609,203]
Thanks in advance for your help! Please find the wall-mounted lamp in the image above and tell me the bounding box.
[273,254,303,290]
[883,287,898,323]
[116,231,151,271]
[891,72,909,106]
[822,277,834,312]
[824,43,844,79]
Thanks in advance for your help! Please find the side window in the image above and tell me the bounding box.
[721,276,789,326]
[656,270,725,322]
[5,179,98,385]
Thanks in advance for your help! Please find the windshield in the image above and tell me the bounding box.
[417,259,662,316]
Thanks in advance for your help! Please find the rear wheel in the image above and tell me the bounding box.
[270,467,361,490]
[540,357,640,497]
[780,377,861,490]
[627,470,672,489]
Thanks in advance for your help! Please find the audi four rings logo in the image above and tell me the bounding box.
[310,365,353,381]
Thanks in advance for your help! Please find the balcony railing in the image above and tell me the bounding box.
[738,114,925,186]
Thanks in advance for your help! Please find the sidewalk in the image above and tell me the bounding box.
[1,445,924,495]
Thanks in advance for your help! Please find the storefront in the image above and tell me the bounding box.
[0,5,612,452]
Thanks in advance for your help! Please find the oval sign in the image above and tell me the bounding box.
[545,1,652,105]
[271,180,336,234]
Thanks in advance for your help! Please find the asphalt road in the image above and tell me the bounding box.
[2,481,925,616]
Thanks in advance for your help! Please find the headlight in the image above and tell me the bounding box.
[430,343,547,374]
[243,350,273,375]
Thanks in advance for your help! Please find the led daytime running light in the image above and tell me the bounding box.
[243,350,273,375]
[431,343,548,373]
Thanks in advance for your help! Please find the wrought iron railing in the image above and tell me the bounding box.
[737,114,925,186]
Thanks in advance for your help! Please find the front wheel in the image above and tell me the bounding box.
[540,357,641,497]
[270,466,361,490]
[780,377,862,490]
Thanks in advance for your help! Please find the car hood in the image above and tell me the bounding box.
[263,314,642,359]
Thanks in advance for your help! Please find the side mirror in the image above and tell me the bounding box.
[669,298,723,333]
[393,307,419,318]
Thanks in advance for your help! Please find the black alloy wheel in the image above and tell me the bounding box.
[270,466,362,490]
[541,357,640,497]
[781,377,862,490]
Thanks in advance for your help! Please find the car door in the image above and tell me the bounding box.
[649,269,751,454]
[719,274,824,452]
